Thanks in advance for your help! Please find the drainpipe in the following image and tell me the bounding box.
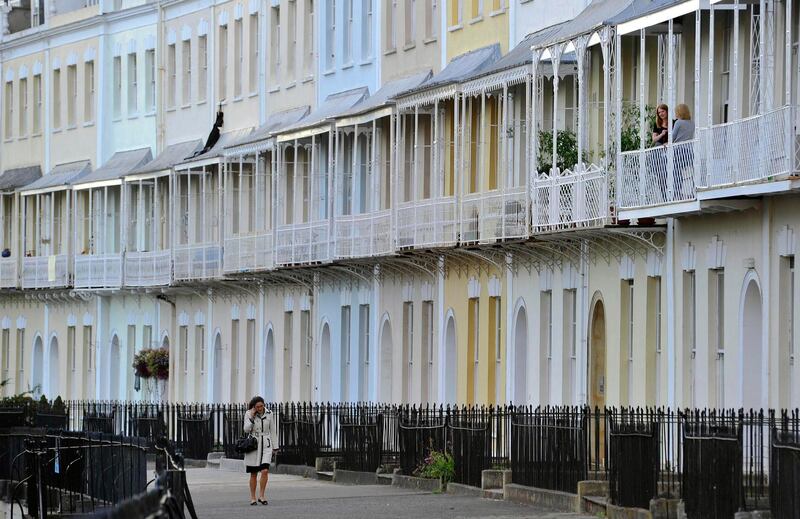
[156,0,165,152]
[666,219,676,408]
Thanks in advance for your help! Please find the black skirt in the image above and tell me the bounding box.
[246,463,270,473]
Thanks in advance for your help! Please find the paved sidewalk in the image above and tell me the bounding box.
[185,468,596,519]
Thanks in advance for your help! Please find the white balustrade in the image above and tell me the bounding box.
[460,186,529,244]
[74,253,123,288]
[275,221,330,266]
[125,250,171,287]
[618,140,699,210]
[173,244,223,281]
[698,105,796,189]
[0,257,17,288]
[22,255,69,289]
[396,196,458,249]
[334,210,393,259]
[531,164,608,233]
[223,232,274,273]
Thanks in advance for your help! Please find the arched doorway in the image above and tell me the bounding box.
[109,335,121,400]
[513,305,528,404]
[319,323,331,401]
[379,318,393,402]
[264,328,275,402]
[47,336,60,398]
[213,333,223,403]
[589,299,606,409]
[444,314,457,404]
[32,336,43,397]
[161,335,169,349]
[741,278,763,409]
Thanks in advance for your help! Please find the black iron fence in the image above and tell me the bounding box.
[2,400,799,516]
[0,428,149,518]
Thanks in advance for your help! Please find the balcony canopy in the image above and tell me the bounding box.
[127,140,203,179]
[462,23,569,95]
[278,88,370,141]
[176,127,254,169]
[532,0,635,53]
[396,44,502,107]
[72,148,153,190]
[0,165,42,193]
[224,106,311,156]
[336,71,432,127]
[19,160,91,195]
[605,0,696,35]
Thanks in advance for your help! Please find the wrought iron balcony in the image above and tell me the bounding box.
[21,255,69,289]
[618,140,699,211]
[531,164,609,234]
[74,253,123,289]
[461,186,529,244]
[334,210,393,259]
[396,196,458,250]
[275,221,330,266]
[124,250,171,287]
[173,243,222,281]
[0,257,17,288]
[223,232,274,273]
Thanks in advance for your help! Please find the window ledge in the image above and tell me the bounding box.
[180,104,191,110]
[3,138,14,143]
[358,58,373,66]
[52,128,62,133]
[323,69,336,76]
[268,85,280,93]
[301,76,314,84]
[127,114,139,120]
[423,37,437,45]
[31,132,42,138]
[83,121,94,127]
[285,80,297,90]
[165,107,176,113]
[469,16,484,25]
[403,42,416,51]
[489,8,507,17]
[65,125,77,131]
[248,91,258,98]
[17,135,28,141]
[197,100,207,106]
[384,48,397,56]
[341,62,354,70]
[233,96,243,103]
[144,111,156,118]
[448,24,463,32]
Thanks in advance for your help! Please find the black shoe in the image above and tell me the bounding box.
[250,501,257,506]
[258,499,268,505]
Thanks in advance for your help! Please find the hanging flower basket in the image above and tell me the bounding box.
[132,348,169,381]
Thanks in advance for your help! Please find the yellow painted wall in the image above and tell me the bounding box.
[443,260,507,406]
[445,0,509,59]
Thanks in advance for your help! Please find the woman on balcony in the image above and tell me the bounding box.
[652,104,670,146]
[243,396,277,505]
[672,104,695,200]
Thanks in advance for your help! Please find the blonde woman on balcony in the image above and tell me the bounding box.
[672,104,695,142]
[672,104,695,199]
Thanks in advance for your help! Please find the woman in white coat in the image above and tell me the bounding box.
[243,396,277,505]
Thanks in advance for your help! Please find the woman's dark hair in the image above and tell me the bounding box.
[248,396,265,410]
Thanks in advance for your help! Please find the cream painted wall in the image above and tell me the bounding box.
[1,52,47,170]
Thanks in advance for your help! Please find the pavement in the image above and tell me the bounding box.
[185,468,597,519]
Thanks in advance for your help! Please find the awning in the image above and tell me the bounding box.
[19,160,92,195]
[533,0,635,51]
[177,127,254,169]
[395,44,502,107]
[277,88,369,142]
[336,71,432,127]
[127,140,204,179]
[0,165,42,192]
[606,0,698,35]
[461,25,569,95]
[72,148,153,189]
[224,107,311,156]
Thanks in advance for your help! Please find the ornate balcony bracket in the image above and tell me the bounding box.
[441,248,507,278]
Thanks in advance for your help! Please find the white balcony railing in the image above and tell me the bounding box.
[531,164,609,233]
[275,221,330,266]
[396,196,458,249]
[461,186,529,244]
[173,243,222,281]
[698,105,797,189]
[334,210,393,259]
[22,255,69,289]
[224,232,274,273]
[618,140,699,210]
[125,250,171,287]
[0,257,17,288]
[74,253,123,288]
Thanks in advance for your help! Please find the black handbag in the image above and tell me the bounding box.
[235,434,258,454]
